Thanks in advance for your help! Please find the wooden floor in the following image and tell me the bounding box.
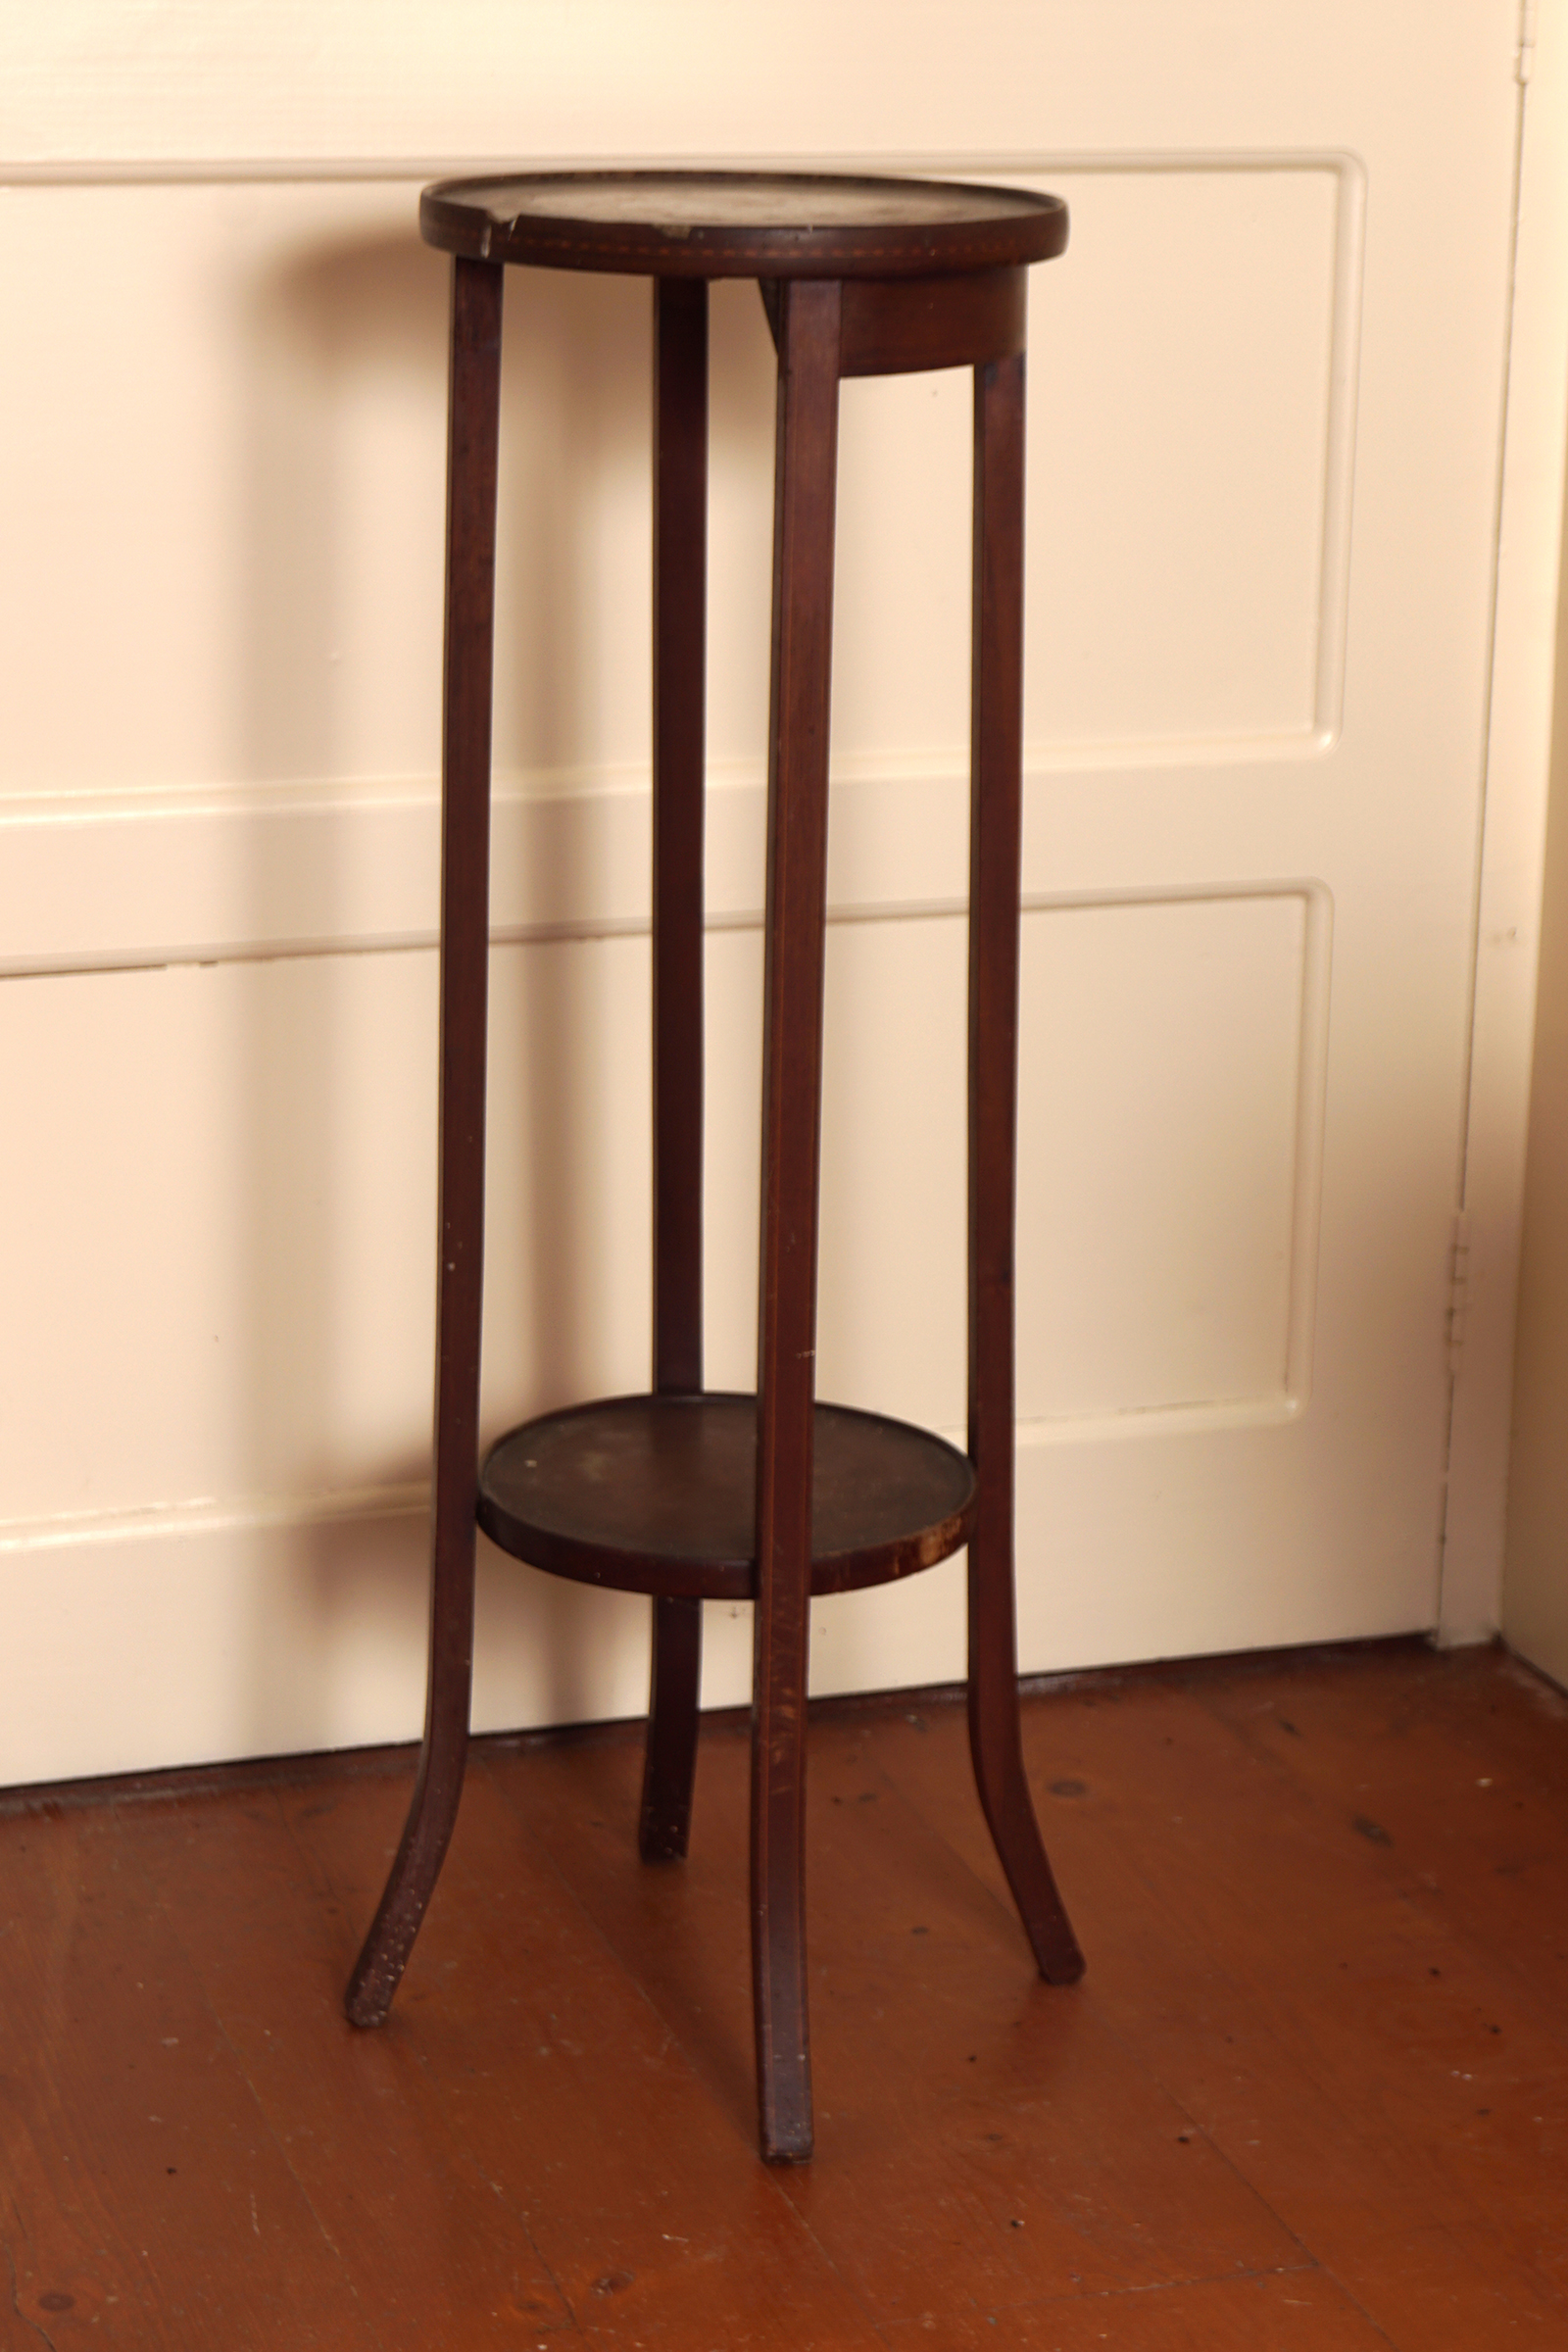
[2,1638,1567,2348]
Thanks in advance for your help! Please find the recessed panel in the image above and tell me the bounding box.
[0,166,1348,814]
[0,935,657,1524]
[0,952,442,1517]
[817,166,1348,764]
[1016,892,1313,1419]
[1021,166,1346,754]
[704,890,1320,1436]
[703,913,968,1434]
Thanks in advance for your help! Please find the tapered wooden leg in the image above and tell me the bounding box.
[641,1595,704,1859]
[752,276,843,2165]
[346,256,505,2028]
[966,349,1084,1988]
[640,279,710,1864]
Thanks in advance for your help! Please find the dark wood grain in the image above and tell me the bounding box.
[838,267,1027,378]
[643,273,710,1865]
[750,274,844,2164]
[966,349,1083,1986]
[640,1594,703,1863]
[344,254,505,2031]
[651,272,708,1405]
[477,1393,975,1598]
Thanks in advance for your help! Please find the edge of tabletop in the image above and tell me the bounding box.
[416,172,1070,279]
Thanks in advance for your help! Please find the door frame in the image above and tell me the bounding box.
[1443,0,1568,1642]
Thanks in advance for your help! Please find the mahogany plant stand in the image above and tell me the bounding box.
[344,171,1083,2164]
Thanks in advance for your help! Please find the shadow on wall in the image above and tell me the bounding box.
[225,216,777,1754]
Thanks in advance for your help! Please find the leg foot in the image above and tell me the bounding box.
[966,342,1083,1990]
[968,1674,1084,1984]
[345,253,500,2030]
[345,1702,471,2025]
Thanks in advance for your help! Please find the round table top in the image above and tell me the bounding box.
[419,170,1068,279]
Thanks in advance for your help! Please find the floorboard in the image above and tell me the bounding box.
[0,1639,1564,2347]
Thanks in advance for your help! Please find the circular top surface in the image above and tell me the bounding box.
[477,1392,977,1598]
[420,170,1067,279]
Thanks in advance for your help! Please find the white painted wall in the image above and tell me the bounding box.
[1,2,1559,1781]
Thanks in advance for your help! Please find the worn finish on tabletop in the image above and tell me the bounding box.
[418,170,1068,279]
[2,1642,1567,2346]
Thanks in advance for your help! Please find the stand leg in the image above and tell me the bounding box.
[346,256,505,2027]
[641,278,710,1864]
[641,1595,704,1860]
[752,276,843,2164]
[966,349,1084,1988]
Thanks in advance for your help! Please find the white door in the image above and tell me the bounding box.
[0,0,1541,1776]
[716,18,1534,1697]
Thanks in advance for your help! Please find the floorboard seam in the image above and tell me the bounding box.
[1182,1660,1568,2346]
[983,2255,1321,2312]
[979,2263,1403,2351]
[866,1712,1354,2306]
[276,1783,585,2342]
[110,1791,384,2348]
[819,1727,1329,2333]
[479,1754,892,2341]
[1188,1665,1568,2145]
[1,2218,55,2350]
[1310,2253,1428,2352]
[6,1650,1547,2345]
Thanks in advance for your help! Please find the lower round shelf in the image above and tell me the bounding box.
[477,1392,978,1600]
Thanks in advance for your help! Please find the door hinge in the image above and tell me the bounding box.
[1519,0,1538,84]
[1447,1210,1472,1375]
